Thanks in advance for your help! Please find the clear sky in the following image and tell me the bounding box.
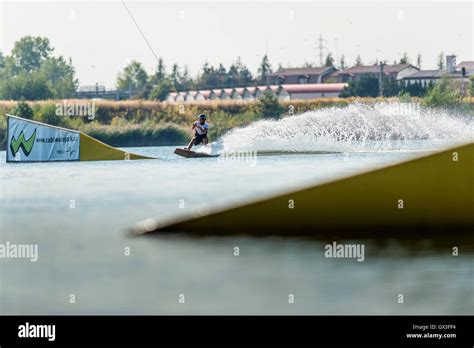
[1,0,473,88]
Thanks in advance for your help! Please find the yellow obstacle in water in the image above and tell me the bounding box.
[145,142,473,236]
[79,133,152,161]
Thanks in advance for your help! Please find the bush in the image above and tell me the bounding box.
[257,90,285,118]
[422,77,463,108]
[11,100,34,119]
[340,75,379,97]
[0,72,53,100]
[35,103,64,126]
[86,125,187,147]
[0,127,6,150]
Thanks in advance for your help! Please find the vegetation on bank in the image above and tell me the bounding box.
[0,82,472,151]
[0,97,359,150]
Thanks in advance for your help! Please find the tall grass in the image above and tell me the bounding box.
[85,124,188,147]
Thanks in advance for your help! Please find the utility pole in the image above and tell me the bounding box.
[461,67,466,97]
[317,35,325,67]
[379,62,385,97]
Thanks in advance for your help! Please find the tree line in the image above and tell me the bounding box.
[0,36,467,101]
[116,55,272,100]
[0,36,77,100]
[340,76,435,98]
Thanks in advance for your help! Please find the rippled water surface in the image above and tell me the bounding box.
[1,143,472,314]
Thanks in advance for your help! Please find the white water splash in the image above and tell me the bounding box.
[216,102,474,153]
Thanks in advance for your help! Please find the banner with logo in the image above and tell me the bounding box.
[7,115,80,162]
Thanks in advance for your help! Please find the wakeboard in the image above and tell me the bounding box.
[174,148,220,158]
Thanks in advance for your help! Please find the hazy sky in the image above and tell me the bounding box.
[1,0,473,88]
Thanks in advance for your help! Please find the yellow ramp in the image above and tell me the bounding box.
[79,133,153,161]
[147,143,473,235]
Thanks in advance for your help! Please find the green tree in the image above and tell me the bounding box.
[149,79,174,101]
[39,56,78,98]
[0,55,17,84]
[0,71,52,100]
[216,63,227,87]
[0,52,5,69]
[116,60,148,96]
[11,36,53,72]
[339,54,346,70]
[179,66,193,90]
[257,55,272,84]
[227,63,238,87]
[437,52,445,69]
[383,77,400,97]
[416,53,422,69]
[0,36,78,100]
[170,63,181,89]
[324,53,334,67]
[399,52,409,64]
[257,90,285,118]
[197,62,214,89]
[355,55,363,66]
[228,57,253,87]
[151,58,166,85]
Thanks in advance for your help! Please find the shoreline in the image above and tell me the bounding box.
[1,97,473,150]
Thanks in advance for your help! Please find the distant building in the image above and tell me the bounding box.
[245,87,263,99]
[185,91,197,102]
[166,92,178,102]
[199,90,212,100]
[280,83,347,99]
[164,83,347,103]
[337,63,419,82]
[175,92,186,102]
[222,88,233,100]
[194,91,206,102]
[457,61,474,74]
[231,88,244,100]
[402,70,457,86]
[209,90,221,100]
[266,85,280,97]
[402,56,472,86]
[267,66,337,85]
[75,84,130,100]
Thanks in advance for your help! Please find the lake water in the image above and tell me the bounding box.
[1,143,472,315]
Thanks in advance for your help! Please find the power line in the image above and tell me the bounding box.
[121,0,160,64]
[316,35,327,66]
